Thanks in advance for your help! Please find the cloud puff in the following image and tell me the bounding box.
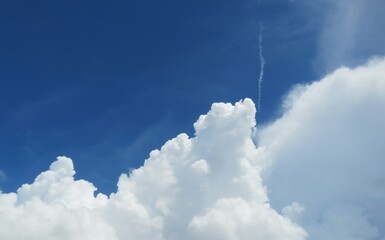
[1,57,385,239]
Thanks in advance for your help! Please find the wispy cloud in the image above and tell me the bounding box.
[257,21,266,112]
[310,0,385,72]
[0,170,6,182]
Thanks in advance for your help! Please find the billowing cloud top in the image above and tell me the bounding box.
[1,58,385,239]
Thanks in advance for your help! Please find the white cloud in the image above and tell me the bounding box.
[1,57,385,239]
[259,57,385,239]
[0,100,305,239]
[190,159,209,174]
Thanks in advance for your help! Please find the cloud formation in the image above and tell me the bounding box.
[0,100,305,239]
[1,57,385,239]
[260,57,385,239]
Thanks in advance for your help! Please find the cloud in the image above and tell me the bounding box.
[1,57,385,239]
[0,169,6,192]
[259,57,385,239]
[0,100,305,239]
[0,170,6,182]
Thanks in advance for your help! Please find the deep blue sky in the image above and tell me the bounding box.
[2,0,381,194]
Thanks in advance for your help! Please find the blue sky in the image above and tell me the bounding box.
[1,0,384,195]
[1,1,385,239]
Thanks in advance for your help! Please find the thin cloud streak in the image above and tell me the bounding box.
[257,21,265,112]
[0,170,6,182]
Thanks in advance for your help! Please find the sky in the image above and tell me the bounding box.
[0,0,322,193]
[1,0,385,239]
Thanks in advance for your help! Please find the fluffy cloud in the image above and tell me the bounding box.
[259,57,385,239]
[0,100,305,239]
[1,57,385,239]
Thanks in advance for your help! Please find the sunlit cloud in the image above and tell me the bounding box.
[260,57,385,239]
[1,58,385,239]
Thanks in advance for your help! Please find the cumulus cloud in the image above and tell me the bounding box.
[1,57,385,239]
[259,57,385,239]
[0,100,305,239]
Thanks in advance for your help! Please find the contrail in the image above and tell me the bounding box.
[257,21,265,112]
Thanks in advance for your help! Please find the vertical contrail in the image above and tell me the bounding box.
[257,21,265,112]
